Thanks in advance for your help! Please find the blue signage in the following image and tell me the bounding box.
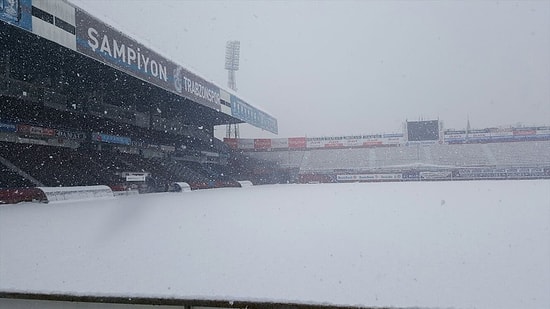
[0,0,31,31]
[0,120,16,132]
[92,133,131,145]
[230,95,278,134]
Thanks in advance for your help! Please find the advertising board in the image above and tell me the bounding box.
[306,139,323,149]
[443,130,467,143]
[419,171,452,179]
[17,124,55,137]
[343,139,361,148]
[382,137,403,145]
[223,138,238,149]
[337,174,403,181]
[230,95,278,134]
[72,6,278,134]
[0,0,32,30]
[92,132,131,145]
[324,141,343,148]
[362,140,383,146]
[55,129,86,140]
[75,9,221,111]
[0,120,16,132]
[288,137,306,149]
[271,138,289,149]
[237,138,254,150]
[383,133,404,138]
[489,131,513,141]
[468,132,491,142]
[160,145,176,152]
[513,129,535,136]
[254,138,272,150]
[126,175,147,182]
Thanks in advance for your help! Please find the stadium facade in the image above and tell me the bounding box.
[1,0,279,195]
[228,120,550,184]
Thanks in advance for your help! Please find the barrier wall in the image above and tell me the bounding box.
[0,186,114,205]
[337,174,403,182]
[38,185,114,203]
[237,180,253,187]
[0,188,47,204]
[173,182,192,192]
[299,166,549,184]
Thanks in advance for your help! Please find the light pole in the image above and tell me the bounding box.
[225,41,240,138]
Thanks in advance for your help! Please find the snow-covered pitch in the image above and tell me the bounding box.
[1,180,549,309]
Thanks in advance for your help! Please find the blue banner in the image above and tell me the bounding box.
[92,132,131,145]
[0,0,31,31]
[0,120,16,132]
[230,95,278,134]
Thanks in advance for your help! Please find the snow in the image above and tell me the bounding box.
[1,180,549,309]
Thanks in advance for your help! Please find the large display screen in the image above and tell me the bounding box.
[407,120,440,141]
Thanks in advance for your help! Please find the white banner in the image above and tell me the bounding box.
[337,174,402,181]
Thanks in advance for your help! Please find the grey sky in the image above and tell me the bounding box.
[70,0,550,138]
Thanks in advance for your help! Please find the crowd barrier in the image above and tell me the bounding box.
[237,180,253,187]
[172,182,192,192]
[0,185,114,205]
[38,186,114,203]
[0,188,47,204]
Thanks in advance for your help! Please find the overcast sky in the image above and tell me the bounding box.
[69,0,550,138]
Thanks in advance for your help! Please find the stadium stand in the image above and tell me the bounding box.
[244,140,550,183]
[0,141,120,187]
[0,161,35,189]
[300,148,371,172]
[0,0,279,195]
[428,143,493,167]
[373,146,424,167]
[251,150,306,169]
[489,140,550,166]
[0,139,243,191]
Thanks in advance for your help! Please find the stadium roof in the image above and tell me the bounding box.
[0,0,277,134]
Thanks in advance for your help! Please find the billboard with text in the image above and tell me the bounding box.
[230,95,278,134]
[75,9,221,111]
[0,0,31,31]
[74,8,277,133]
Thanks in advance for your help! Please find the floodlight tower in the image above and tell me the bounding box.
[225,40,240,138]
[225,40,240,91]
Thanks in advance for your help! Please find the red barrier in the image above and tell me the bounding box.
[254,138,272,150]
[189,182,209,190]
[223,138,238,149]
[288,137,307,149]
[0,188,47,205]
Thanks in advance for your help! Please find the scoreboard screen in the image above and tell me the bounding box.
[407,120,440,141]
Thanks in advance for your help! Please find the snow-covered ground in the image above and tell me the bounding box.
[1,180,549,309]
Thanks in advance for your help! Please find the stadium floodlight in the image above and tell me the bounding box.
[225,40,241,138]
[225,40,240,71]
[225,40,240,91]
